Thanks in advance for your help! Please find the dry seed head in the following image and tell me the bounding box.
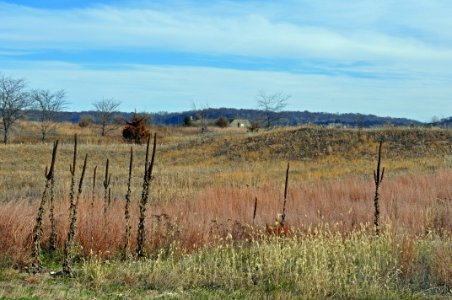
[103,159,110,188]
[78,153,88,194]
[93,165,97,189]
[70,134,77,175]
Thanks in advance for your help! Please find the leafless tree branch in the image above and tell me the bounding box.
[93,98,121,136]
[256,91,290,128]
[31,89,67,143]
[0,74,31,144]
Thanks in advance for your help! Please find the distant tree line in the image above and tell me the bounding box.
[149,108,423,128]
[23,107,427,129]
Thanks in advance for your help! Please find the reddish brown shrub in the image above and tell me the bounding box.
[122,113,150,144]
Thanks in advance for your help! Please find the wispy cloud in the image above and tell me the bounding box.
[1,1,451,62]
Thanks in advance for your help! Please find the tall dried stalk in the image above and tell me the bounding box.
[252,197,258,225]
[137,133,157,258]
[64,135,78,272]
[63,135,88,276]
[373,141,385,236]
[103,159,111,214]
[280,162,290,226]
[91,165,97,208]
[90,165,97,253]
[48,175,57,255]
[31,140,59,273]
[122,147,133,260]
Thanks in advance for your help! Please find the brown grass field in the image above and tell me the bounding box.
[0,121,451,298]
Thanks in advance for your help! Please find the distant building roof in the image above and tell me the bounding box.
[230,119,251,128]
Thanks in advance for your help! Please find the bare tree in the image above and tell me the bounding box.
[93,98,121,136]
[256,91,290,128]
[192,101,210,133]
[0,74,31,144]
[31,89,67,143]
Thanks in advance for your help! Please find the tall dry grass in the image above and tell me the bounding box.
[1,125,451,204]
[1,169,450,264]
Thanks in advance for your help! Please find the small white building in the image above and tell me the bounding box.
[229,119,251,128]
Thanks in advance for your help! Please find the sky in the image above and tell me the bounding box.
[1,0,452,121]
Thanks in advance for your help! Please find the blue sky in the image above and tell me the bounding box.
[1,0,452,121]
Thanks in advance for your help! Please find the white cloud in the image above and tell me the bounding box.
[0,1,451,120]
[1,1,452,63]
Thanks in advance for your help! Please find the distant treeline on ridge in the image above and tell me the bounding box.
[23,107,451,128]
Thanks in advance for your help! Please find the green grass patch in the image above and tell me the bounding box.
[1,229,451,299]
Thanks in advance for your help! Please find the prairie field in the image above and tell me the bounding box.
[0,122,451,299]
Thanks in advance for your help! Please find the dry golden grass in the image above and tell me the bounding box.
[1,123,451,201]
[0,122,451,298]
